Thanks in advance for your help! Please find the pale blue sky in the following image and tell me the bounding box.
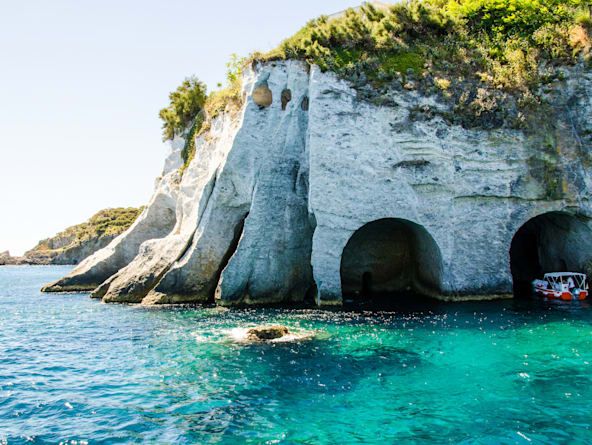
[0,0,362,255]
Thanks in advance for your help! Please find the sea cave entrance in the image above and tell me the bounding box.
[340,218,443,306]
[510,212,592,296]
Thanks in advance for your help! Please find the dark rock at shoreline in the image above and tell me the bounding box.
[0,237,117,266]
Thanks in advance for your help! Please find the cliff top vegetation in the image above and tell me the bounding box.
[30,207,143,253]
[260,0,591,95]
[160,0,592,159]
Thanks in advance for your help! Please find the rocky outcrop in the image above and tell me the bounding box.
[43,60,592,305]
[246,326,290,341]
[31,235,119,265]
[0,251,18,265]
[1,235,125,266]
[82,62,315,306]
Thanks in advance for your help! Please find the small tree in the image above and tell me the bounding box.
[226,53,247,86]
[159,76,207,141]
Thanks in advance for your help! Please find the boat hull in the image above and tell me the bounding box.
[534,286,587,301]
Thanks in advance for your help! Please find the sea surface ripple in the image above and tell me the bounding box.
[1,266,591,444]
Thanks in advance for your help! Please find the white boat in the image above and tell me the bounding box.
[532,272,588,301]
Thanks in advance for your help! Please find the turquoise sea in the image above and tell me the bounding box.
[1,266,591,444]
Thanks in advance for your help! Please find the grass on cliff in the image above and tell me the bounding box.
[204,54,246,120]
[259,0,591,109]
[31,207,143,253]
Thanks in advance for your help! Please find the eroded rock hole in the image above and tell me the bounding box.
[301,96,309,111]
[510,212,592,296]
[281,89,291,110]
[340,218,442,305]
[253,84,272,109]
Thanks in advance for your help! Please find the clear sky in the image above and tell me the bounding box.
[0,0,363,255]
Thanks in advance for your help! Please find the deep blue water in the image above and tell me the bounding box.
[1,266,592,444]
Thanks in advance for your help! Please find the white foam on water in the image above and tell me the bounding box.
[224,327,251,342]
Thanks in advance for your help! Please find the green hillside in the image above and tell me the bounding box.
[262,0,591,95]
[30,207,143,254]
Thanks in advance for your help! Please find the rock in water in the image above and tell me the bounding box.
[246,326,290,341]
[0,251,16,265]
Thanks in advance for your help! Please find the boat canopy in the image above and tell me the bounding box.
[544,272,586,278]
[543,272,587,287]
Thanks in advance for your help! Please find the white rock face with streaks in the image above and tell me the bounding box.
[43,61,592,304]
[306,66,592,302]
[163,136,184,175]
[145,62,315,305]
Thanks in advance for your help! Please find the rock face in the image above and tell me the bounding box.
[43,60,592,305]
[246,326,290,341]
[25,235,119,265]
[0,251,17,266]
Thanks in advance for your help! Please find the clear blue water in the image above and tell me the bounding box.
[1,266,592,444]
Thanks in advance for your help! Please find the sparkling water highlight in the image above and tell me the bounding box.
[1,266,591,443]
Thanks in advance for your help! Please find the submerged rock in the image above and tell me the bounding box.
[246,325,290,341]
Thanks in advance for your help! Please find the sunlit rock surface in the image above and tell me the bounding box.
[43,61,592,304]
[246,325,290,341]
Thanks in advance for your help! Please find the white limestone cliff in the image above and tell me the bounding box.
[43,61,592,304]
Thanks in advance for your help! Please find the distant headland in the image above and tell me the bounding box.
[1,207,142,266]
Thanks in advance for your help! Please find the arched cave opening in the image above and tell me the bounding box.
[510,212,592,296]
[340,218,443,306]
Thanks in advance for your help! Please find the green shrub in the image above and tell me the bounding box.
[86,207,144,238]
[170,55,247,173]
[30,207,144,254]
[204,53,247,119]
[575,7,592,28]
[163,0,591,148]
[180,114,203,171]
[449,0,569,39]
[159,76,207,141]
